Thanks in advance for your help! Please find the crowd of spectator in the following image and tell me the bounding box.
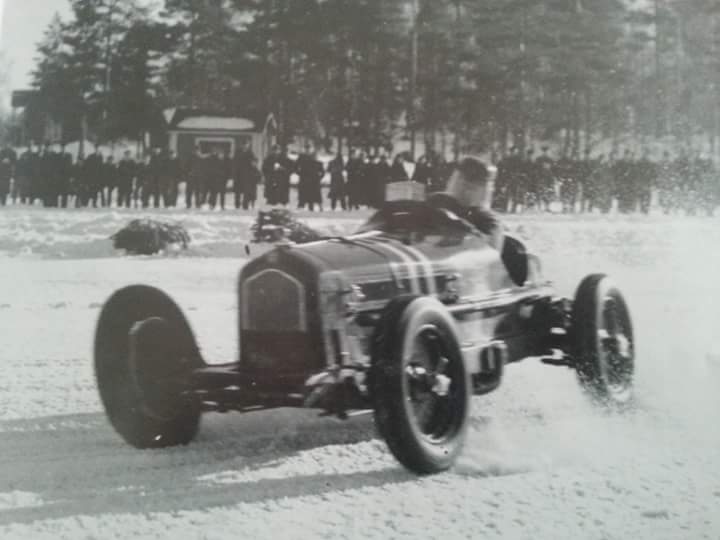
[494,146,720,216]
[0,141,451,212]
[0,141,718,216]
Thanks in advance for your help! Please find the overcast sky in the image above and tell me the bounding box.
[1,0,71,97]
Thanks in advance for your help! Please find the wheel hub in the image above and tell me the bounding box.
[598,329,631,359]
[130,317,191,420]
[431,373,451,397]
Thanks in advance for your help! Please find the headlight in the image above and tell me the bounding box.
[439,272,461,303]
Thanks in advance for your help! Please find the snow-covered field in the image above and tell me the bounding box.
[0,206,719,540]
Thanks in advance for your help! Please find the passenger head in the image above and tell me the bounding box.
[444,157,492,209]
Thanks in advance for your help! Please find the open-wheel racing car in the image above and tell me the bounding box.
[94,200,635,475]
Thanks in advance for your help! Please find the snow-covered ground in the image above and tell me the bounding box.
[0,206,719,540]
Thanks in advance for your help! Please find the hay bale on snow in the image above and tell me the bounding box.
[111,219,190,255]
[250,209,323,244]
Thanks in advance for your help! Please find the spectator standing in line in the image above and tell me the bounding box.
[38,143,53,207]
[368,146,393,208]
[58,146,73,208]
[328,150,346,210]
[656,150,674,215]
[345,147,365,210]
[103,155,118,207]
[219,149,232,209]
[72,157,85,207]
[1,146,18,204]
[206,148,227,210]
[296,143,313,209]
[134,154,148,208]
[614,149,635,213]
[166,150,182,208]
[535,146,556,211]
[233,140,257,210]
[156,149,170,208]
[296,143,324,211]
[636,149,656,215]
[520,147,537,209]
[143,148,164,208]
[592,154,614,214]
[15,148,33,205]
[0,157,12,206]
[186,147,204,209]
[697,153,716,216]
[27,143,43,205]
[83,149,105,208]
[262,144,291,206]
[390,151,411,183]
[576,149,594,213]
[686,150,708,216]
[46,143,65,208]
[242,161,261,210]
[116,151,136,208]
[556,152,577,213]
[672,148,691,214]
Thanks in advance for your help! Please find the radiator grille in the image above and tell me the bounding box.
[241,269,307,331]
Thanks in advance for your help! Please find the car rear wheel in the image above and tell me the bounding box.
[572,274,635,408]
[371,296,471,474]
[94,285,203,448]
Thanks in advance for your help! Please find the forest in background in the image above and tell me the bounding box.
[4,0,720,158]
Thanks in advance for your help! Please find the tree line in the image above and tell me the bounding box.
[16,0,720,158]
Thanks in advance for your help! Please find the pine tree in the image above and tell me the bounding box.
[162,0,242,111]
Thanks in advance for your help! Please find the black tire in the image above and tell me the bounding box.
[571,274,635,408]
[94,285,203,448]
[371,296,471,474]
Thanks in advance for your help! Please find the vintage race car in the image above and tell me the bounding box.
[94,200,635,474]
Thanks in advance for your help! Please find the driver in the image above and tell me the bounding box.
[427,157,504,250]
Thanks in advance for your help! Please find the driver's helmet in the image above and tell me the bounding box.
[431,157,493,210]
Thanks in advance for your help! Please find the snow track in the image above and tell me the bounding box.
[0,208,719,539]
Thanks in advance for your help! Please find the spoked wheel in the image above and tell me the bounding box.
[405,325,460,442]
[372,296,470,474]
[572,274,635,408]
[94,285,203,448]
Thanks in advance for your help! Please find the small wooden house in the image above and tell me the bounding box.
[165,108,277,162]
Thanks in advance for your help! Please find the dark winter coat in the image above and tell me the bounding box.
[296,153,324,205]
[234,149,258,194]
[0,160,11,193]
[262,153,292,205]
[117,158,137,193]
[346,157,366,206]
[328,156,345,199]
[368,159,393,208]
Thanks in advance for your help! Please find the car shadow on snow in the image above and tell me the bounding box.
[0,409,415,525]
[0,408,519,525]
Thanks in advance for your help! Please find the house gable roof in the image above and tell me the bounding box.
[176,116,255,131]
[165,108,260,132]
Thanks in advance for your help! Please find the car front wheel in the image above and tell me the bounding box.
[371,296,471,474]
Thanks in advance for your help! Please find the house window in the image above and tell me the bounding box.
[196,137,235,157]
